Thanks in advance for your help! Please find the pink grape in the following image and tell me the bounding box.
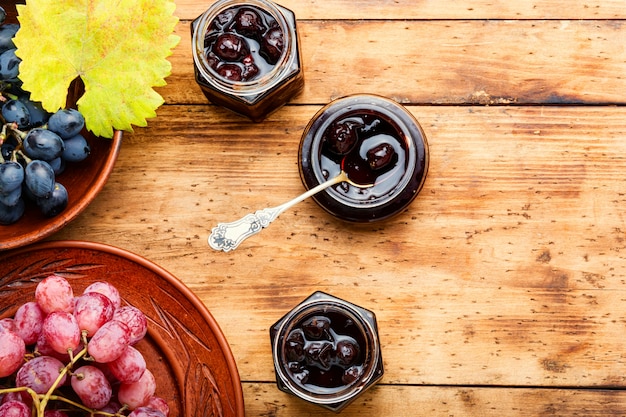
[84,281,121,309]
[71,365,112,409]
[0,391,29,406]
[0,330,26,378]
[146,396,169,416]
[98,401,122,414]
[13,301,44,345]
[35,275,74,314]
[0,401,30,417]
[73,292,115,337]
[41,311,81,355]
[117,368,156,410]
[15,355,66,394]
[107,345,146,383]
[35,332,74,363]
[113,306,148,345]
[88,320,130,363]
[0,317,16,333]
[127,407,166,417]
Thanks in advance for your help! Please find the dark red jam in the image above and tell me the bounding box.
[270,292,384,412]
[191,0,304,122]
[204,5,283,82]
[322,112,406,189]
[299,95,429,222]
[283,311,368,392]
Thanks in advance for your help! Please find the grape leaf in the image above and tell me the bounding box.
[13,0,180,138]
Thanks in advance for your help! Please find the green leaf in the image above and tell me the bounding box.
[13,0,180,138]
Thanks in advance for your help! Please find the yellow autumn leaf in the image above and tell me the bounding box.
[13,0,180,138]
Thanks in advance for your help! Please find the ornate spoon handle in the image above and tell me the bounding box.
[208,172,348,252]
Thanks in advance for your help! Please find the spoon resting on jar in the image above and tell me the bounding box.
[208,170,373,252]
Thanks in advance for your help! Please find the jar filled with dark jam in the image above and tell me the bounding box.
[299,94,429,222]
[191,0,304,122]
[270,291,384,412]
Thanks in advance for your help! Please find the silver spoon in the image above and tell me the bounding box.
[208,171,372,252]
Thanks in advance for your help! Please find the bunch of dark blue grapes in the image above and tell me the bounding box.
[0,6,91,225]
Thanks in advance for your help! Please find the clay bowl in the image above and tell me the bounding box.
[0,240,245,417]
[0,1,123,250]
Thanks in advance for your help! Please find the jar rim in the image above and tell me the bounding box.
[307,95,422,209]
[192,0,296,96]
[272,293,382,405]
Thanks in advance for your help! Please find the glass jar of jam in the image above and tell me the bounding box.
[270,291,384,412]
[299,94,429,222]
[191,0,304,122]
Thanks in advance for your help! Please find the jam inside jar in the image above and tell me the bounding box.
[270,291,384,412]
[191,0,304,122]
[299,94,429,222]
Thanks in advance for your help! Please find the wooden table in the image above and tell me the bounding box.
[50,1,626,415]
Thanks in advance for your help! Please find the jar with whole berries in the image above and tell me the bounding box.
[191,0,304,122]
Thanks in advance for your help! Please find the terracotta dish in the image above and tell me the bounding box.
[0,1,123,250]
[0,240,245,417]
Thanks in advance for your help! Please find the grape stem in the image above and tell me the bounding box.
[0,331,130,417]
[37,343,88,416]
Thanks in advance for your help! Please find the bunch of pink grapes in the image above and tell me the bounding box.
[0,275,169,417]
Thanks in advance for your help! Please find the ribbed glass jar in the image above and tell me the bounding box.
[270,291,384,412]
[191,0,304,121]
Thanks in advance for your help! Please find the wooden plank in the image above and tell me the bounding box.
[51,104,626,387]
[242,383,626,416]
[174,0,626,20]
[163,19,626,106]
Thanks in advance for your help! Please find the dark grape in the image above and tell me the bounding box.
[2,99,30,129]
[0,48,20,81]
[0,197,24,224]
[61,133,90,162]
[0,23,18,53]
[47,156,65,176]
[0,186,21,206]
[20,98,51,128]
[37,182,68,218]
[47,108,85,139]
[0,161,24,193]
[23,128,65,161]
[24,160,55,198]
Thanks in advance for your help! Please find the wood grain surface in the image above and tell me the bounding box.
[46,0,626,415]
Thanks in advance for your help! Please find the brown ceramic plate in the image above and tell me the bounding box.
[0,240,245,417]
[0,1,123,251]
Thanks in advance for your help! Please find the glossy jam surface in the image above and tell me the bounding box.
[283,311,368,392]
[204,5,283,82]
[321,111,408,193]
[191,0,304,122]
[270,292,384,412]
[299,95,428,222]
